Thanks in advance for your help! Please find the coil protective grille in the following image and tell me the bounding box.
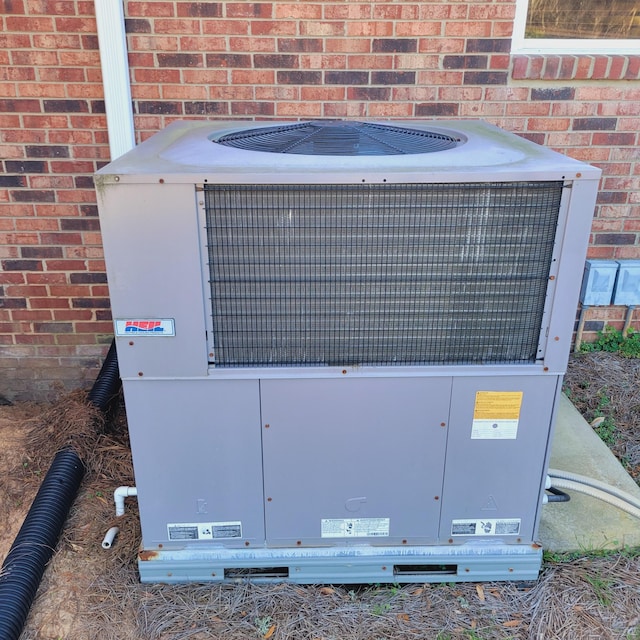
[205,182,563,367]
[215,121,460,155]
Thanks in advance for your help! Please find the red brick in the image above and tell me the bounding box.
[130,35,179,51]
[128,1,174,17]
[11,309,53,321]
[395,21,441,37]
[226,3,272,18]
[202,20,249,35]
[180,36,226,51]
[347,21,393,37]
[251,20,296,36]
[326,38,372,53]
[30,298,71,309]
[274,3,322,19]
[6,16,54,30]
[593,133,637,146]
[445,22,491,37]
[301,86,346,101]
[26,273,67,284]
[328,4,374,19]
[376,4,419,20]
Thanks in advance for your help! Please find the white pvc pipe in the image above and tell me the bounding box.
[94,0,136,159]
[114,486,137,517]
[102,526,120,549]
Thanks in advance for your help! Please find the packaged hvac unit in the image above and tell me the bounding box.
[96,120,600,584]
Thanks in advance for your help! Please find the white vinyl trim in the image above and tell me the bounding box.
[512,0,640,54]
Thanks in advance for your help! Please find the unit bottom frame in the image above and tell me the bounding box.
[138,542,543,584]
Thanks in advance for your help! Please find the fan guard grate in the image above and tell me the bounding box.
[215,120,462,156]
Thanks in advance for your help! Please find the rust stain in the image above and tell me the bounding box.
[138,550,159,561]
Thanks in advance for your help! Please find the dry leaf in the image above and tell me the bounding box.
[470,620,477,629]
[411,587,424,596]
[489,589,502,599]
[476,585,485,602]
[211,616,222,623]
[397,613,410,622]
[319,587,335,595]
[503,619,522,628]
[264,624,276,639]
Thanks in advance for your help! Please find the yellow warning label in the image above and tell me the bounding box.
[473,391,523,420]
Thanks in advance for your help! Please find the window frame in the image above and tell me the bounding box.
[512,0,640,54]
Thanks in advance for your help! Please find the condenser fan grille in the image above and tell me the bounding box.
[215,121,461,155]
[205,181,563,367]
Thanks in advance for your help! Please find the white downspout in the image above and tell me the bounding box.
[94,0,136,159]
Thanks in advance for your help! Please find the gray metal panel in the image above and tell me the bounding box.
[97,182,208,379]
[540,179,601,373]
[123,379,264,548]
[95,120,601,184]
[260,377,452,546]
[439,375,560,543]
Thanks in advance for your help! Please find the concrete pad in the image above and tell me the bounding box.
[539,394,640,553]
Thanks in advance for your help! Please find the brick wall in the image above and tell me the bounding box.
[1,0,639,400]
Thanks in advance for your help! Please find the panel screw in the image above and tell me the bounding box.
[440,422,446,427]
[129,341,134,346]
[265,423,270,429]
[267,497,272,502]
[159,178,165,184]
[138,371,144,377]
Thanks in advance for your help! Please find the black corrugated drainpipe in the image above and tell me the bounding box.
[0,339,120,640]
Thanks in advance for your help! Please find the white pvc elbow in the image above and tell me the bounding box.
[114,486,137,517]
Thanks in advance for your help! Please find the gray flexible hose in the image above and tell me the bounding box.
[548,468,640,511]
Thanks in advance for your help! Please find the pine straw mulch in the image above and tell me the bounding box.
[0,351,639,640]
[563,351,640,483]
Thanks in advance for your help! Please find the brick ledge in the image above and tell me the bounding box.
[512,54,640,81]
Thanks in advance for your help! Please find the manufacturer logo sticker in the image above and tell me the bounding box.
[115,319,175,336]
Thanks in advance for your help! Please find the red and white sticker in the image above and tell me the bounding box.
[115,319,175,336]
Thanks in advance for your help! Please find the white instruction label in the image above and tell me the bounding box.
[451,518,521,537]
[167,521,242,541]
[321,517,390,538]
[471,391,523,440]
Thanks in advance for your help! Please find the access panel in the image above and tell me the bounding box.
[439,375,560,543]
[260,376,452,547]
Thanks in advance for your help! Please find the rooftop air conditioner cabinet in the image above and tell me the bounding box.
[95,120,601,584]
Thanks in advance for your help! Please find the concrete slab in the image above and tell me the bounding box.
[539,394,640,553]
